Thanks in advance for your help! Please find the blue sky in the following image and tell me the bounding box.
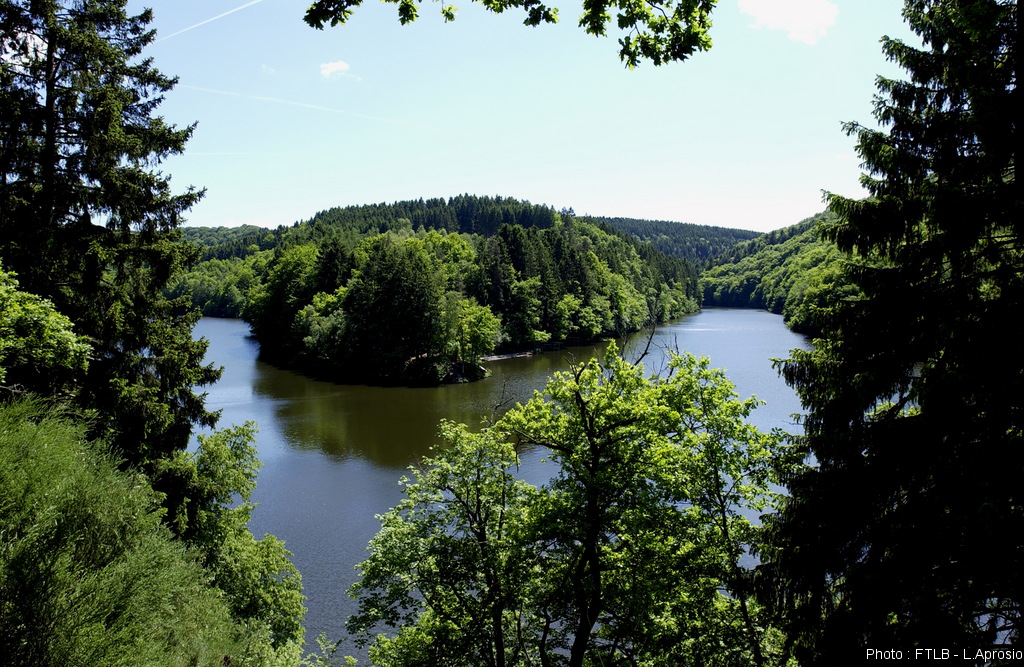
[130,0,915,232]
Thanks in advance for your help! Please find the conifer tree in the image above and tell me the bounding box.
[764,1,1022,661]
[0,0,219,464]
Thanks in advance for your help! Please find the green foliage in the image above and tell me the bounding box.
[176,196,698,386]
[0,265,90,392]
[304,0,716,67]
[154,423,307,655]
[183,225,281,261]
[348,421,540,666]
[0,0,219,465]
[343,234,447,382]
[166,254,264,318]
[764,1,1024,662]
[0,400,239,666]
[589,215,760,262]
[700,212,855,335]
[0,401,307,666]
[447,295,503,368]
[301,634,358,667]
[1,4,304,663]
[348,344,797,666]
[246,244,321,352]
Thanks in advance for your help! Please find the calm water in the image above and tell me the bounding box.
[193,308,809,646]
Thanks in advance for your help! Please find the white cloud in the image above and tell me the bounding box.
[320,60,352,78]
[737,0,838,45]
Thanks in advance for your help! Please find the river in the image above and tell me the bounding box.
[192,308,809,647]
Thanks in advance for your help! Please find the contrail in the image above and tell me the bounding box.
[156,0,266,43]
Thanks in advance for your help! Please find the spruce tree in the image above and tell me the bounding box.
[764,0,1022,661]
[0,0,219,464]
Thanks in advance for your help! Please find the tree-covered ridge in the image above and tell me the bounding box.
[184,225,282,261]
[699,211,855,335]
[174,196,701,385]
[183,195,760,265]
[184,195,563,261]
[587,215,761,262]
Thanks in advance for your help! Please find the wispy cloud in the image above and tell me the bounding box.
[320,60,362,82]
[320,61,350,77]
[156,0,266,43]
[180,84,475,137]
[737,0,838,45]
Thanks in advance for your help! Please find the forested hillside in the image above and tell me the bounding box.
[588,215,760,261]
[174,196,702,385]
[184,196,758,264]
[699,211,855,335]
[5,0,1019,663]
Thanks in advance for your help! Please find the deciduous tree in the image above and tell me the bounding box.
[348,343,796,666]
[0,264,89,395]
[304,0,717,67]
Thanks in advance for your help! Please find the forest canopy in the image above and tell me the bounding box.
[174,196,708,385]
[700,211,855,335]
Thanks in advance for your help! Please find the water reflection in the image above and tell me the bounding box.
[193,308,809,646]
[246,339,618,467]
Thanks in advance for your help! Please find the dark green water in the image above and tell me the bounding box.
[193,308,808,646]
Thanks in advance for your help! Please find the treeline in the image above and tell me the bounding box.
[187,198,760,265]
[588,214,760,261]
[699,211,855,335]
[186,224,281,260]
[187,195,561,262]
[173,196,702,385]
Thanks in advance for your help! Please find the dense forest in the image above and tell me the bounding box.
[585,214,761,261]
[2,0,1021,665]
[0,2,305,665]
[171,196,707,384]
[699,211,855,335]
[185,203,760,265]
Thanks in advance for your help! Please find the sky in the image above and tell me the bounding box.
[128,0,917,233]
